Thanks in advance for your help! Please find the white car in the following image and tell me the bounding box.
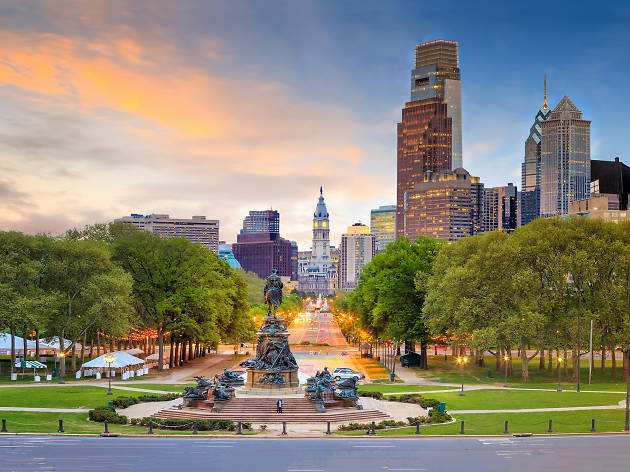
[333,367,364,382]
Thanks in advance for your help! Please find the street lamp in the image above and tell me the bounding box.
[104,354,115,395]
[503,355,509,388]
[457,356,468,396]
[557,357,563,392]
[58,352,65,384]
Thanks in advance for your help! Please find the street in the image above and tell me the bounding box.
[288,312,348,347]
[1,435,629,471]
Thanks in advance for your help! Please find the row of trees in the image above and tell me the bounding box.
[337,218,630,381]
[0,223,255,378]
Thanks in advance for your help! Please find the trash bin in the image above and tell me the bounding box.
[487,370,493,378]
[52,367,58,378]
[108,401,113,407]
[438,402,446,413]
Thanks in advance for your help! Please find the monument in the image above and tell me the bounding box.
[244,269,300,392]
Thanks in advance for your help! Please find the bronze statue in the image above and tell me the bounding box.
[263,269,283,317]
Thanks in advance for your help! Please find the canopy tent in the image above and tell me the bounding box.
[15,360,47,369]
[0,333,56,354]
[41,337,80,351]
[146,352,170,361]
[123,348,144,356]
[80,351,145,370]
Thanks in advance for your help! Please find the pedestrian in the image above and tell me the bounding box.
[277,399,283,413]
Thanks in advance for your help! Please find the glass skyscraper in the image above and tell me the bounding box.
[540,96,591,217]
[370,205,396,252]
[240,210,280,234]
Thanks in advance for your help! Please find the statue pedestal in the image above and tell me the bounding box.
[245,316,299,392]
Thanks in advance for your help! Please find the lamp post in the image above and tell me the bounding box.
[457,356,468,396]
[557,357,563,392]
[503,355,509,388]
[58,352,65,384]
[104,354,115,395]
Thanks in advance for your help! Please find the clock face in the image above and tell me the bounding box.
[322,221,328,228]
[313,221,319,228]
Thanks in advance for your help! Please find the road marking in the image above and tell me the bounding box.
[353,445,396,448]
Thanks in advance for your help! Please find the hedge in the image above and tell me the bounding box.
[130,417,246,431]
[89,406,128,424]
[358,391,384,400]
[113,393,181,409]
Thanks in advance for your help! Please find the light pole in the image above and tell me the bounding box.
[58,352,65,384]
[457,356,468,396]
[557,357,563,392]
[503,355,509,388]
[104,355,115,395]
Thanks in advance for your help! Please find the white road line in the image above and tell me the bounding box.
[353,445,396,448]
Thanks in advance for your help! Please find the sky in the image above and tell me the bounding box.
[1,0,629,250]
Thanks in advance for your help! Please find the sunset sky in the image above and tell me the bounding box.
[1,1,629,249]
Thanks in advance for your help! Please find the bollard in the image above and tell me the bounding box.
[148,420,154,434]
[370,421,376,436]
[282,422,287,435]
[415,421,420,435]
[193,420,198,435]
[591,418,596,433]
[1,419,7,433]
[503,420,509,434]
[326,421,331,435]
[237,421,242,435]
[547,419,553,433]
[459,420,465,434]
[57,419,64,433]
[104,420,109,434]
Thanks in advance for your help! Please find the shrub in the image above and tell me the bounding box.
[358,391,384,400]
[113,396,139,408]
[134,417,235,431]
[406,410,452,425]
[89,407,128,424]
[137,393,181,402]
[386,394,441,409]
[337,420,406,431]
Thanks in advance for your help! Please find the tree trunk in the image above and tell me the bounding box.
[97,332,101,356]
[571,348,578,382]
[507,345,513,377]
[495,349,501,372]
[157,325,164,372]
[188,339,193,361]
[181,341,186,366]
[80,333,86,367]
[611,346,617,379]
[420,341,428,369]
[539,346,545,371]
[59,330,66,383]
[10,325,16,364]
[23,334,28,361]
[169,338,175,369]
[623,347,628,382]
[404,340,414,353]
[35,330,40,362]
[563,349,569,377]
[71,343,77,373]
[520,343,529,382]
[547,348,553,372]
[601,345,606,375]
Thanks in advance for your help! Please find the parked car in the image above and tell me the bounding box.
[332,367,364,382]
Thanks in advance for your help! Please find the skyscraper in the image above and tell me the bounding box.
[339,223,376,291]
[397,40,462,238]
[540,96,591,217]
[232,232,294,280]
[482,183,518,233]
[521,78,551,226]
[240,210,280,234]
[370,205,396,252]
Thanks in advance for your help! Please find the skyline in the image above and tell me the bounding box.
[1,1,629,249]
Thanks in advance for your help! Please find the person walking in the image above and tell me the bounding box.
[276,399,283,413]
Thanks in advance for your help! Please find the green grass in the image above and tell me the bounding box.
[359,384,456,394]
[112,383,189,392]
[0,412,254,435]
[0,386,137,409]
[336,409,629,436]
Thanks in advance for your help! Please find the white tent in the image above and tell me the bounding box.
[123,348,144,356]
[41,337,80,351]
[0,333,38,351]
[81,351,145,369]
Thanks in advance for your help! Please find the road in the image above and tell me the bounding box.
[1,435,629,471]
[288,311,348,347]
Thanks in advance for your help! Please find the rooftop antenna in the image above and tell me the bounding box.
[544,74,547,107]
[320,186,323,196]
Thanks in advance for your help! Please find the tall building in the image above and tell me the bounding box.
[397,40,462,238]
[482,183,518,233]
[521,78,551,226]
[370,205,396,253]
[232,232,294,280]
[540,96,591,217]
[298,188,334,295]
[115,214,220,253]
[218,243,242,269]
[240,210,280,234]
[339,223,376,291]
[405,168,484,241]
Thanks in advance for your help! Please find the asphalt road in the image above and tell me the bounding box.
[1,435,629,471]
[288,312,348,348]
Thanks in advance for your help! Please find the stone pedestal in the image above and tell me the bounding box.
[245,316,299,392]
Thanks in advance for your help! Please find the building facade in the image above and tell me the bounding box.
[232,232,294,280]
[482,183,518,233]
[521,79,551,226]
[540,96,591,217]
[590,157,630,211]
[218,243,242,269]
[370,205,396,253]
[397,40,462,238]
[406,168,483,241]
[115,214,220,253]
[298,188,334,295]
[240,210,280,234]
[339,224,376,291]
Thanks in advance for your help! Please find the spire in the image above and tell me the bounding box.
[320,186,323,196]
[543,74,547,107]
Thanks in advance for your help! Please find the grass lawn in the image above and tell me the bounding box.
[0,412,254,435]
[0,386,141,409]
[359,384,456,394]
[353,357,391,380]
[113,383,189,392]
[335,409,629,436]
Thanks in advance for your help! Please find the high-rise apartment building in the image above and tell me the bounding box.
[115,214,220,253]
[339,224,376,291]
[521,79,551,226]
[240,210,279,234]
[540,96,591,217]
[232,232,294,280]
[483,183,518,233]
[397,40,462,238]
[370,205,396,253]
[405,168,483,241]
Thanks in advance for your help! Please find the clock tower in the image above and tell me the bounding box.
[310,186,330,273]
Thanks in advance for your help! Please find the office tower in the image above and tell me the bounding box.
[370,205,396,252]
[540,96,591,217]
[298,187,333,295]
[405,168,484,241]
[521,78,551,226]
[483,183,518,232]
[218,243,242,269]
[290,241,298,282]
[339,224,376,291]
[232,232,294,280]
[397,40,462,238]
[240,210,280,234]
[115,214,219,253]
